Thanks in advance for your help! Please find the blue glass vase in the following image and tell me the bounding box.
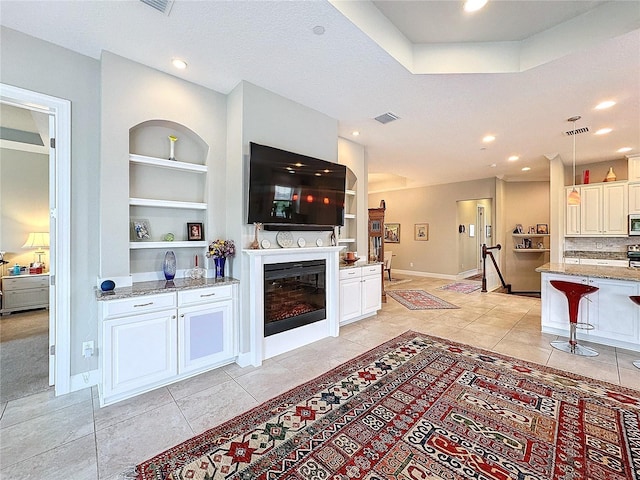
[214,257,226,278]
[163,251,176,280]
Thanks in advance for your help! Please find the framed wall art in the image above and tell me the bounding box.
[414,223,429,241]
[187,222,204,241]
[384,223,400,243]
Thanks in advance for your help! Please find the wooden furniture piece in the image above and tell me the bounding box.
[1,273,49,314]
[368,206,385,302]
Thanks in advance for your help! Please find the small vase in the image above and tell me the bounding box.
[163,251,176,280]
[214,257,226,278]
[605,167,616,182]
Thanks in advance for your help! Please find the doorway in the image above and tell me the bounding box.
[0,83,71,396]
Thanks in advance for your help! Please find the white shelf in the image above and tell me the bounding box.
[338,238,356,243]
[512,233,550,237]
[129,198,207,210]
[130,241,207,250]
[129,154,207,173]
[513,248,550,252]
[345,189,356,196]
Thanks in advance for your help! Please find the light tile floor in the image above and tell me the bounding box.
[2,274,639,479]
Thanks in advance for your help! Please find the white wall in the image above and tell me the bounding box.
[1,26,101,376]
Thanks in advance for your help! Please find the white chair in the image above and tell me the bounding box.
[383,250,392,281]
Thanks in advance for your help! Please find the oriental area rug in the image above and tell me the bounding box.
[386,289,459,310]
[438,282,482,294]
[134,331,640,480]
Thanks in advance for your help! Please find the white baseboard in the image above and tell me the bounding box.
[392,269,458,280]
[235,352,253,368]
[69,369,99,392]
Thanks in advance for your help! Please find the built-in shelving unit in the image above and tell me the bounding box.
[512,233,550,252]
[338,177,358,251]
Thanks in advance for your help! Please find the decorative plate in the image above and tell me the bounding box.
[276,231,294,248]
[297,238,306,247]
[316,238,323,247]
[261,239,271,249]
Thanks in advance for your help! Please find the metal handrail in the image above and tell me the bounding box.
[481,244,511,293]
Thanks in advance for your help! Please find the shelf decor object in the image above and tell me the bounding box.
[249,222,262,249]
[163,251,177,280]
[605,167,617,182]
[213,257,226,279]
[206,239,236,279]
[168,135,177,161]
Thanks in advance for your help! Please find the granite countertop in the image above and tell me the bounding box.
[96,276,239,301]
[339,261,382,270]
[536,263,640,282]
[563,251,627,260]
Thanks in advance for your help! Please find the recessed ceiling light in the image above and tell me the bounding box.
[172,58,187,70]
[464,0,488,13]
[595,100,616,110]
[508,155,519,161]
[595,128,612,135]
[352,131,360,137]
[482,135,496,143]
[618,147,633,153]
[522,167,531,172]
[312,25,325,35]
[489,163,496,168]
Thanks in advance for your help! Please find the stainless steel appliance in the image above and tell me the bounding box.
[630,214,640,236]
[628,244,640,267]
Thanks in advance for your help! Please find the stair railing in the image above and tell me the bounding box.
[481,244,511,293]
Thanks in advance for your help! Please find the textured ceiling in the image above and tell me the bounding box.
[1,0,638,189]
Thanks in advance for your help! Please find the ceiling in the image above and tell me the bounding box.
[1,0,638,190]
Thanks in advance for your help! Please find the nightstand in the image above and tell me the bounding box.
[1,273,49,314]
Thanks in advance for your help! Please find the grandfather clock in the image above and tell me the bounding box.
[368,206,386,302]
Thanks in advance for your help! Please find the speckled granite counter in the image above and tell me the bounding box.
[339,261,382,270]
[536,263,640,282]
[95,276,239,301]
[563,251,627,260]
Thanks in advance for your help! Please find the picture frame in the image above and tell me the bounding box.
[131,218,151,241]
[187,222,204,241]
[414,223,429,241]
[384,223,400,243]
[513,224,523,234]
[536,223,549,234]
[529,226,536,234]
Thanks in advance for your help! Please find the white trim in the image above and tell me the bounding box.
[391,269,458,280]
[69,369,99,392]
[0,83,72,396]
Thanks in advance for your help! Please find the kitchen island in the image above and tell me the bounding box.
[536,263,640,352]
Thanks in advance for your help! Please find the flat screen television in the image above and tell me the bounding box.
[247,142,346,231]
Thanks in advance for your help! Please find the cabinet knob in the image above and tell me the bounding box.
[172,315,176,319]
[180,314,185,318]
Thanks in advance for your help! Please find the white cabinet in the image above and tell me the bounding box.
[339,264,382,325]
[629,155,640,182]
[629,183,640,214]
[98,283,237,406]
[1,274,49,314]
[541,272,640,351]
[565,182,628,236]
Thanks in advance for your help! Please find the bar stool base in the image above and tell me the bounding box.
[550,340,599,357]
[633,360,640,370]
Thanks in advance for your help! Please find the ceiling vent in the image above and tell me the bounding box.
[564,126,590,136]
[139,0,174,15]
[374,112,400,124]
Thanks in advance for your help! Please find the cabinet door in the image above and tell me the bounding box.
[340,277,362,323]
[587,277,639,342]
[102,310,177,399]
[580,185,602,235]
[361,274,382,315]
[178,300,234,374]
[602,183,628,235]
[565,187,580,235]
[629,155,640,182]
[629,184,640,214]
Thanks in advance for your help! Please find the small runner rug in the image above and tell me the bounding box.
[438,282,481,294]
[134,331,640,480]
[387,289,459,309]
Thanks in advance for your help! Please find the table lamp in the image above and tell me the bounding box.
[22,232,50,267]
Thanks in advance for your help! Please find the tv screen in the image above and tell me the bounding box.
[247,142,346,230]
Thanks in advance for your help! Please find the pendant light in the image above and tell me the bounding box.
[567,116,581,206]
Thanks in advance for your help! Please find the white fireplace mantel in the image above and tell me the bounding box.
[244,246,343,366]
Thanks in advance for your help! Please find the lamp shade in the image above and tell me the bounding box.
[22,232,50,250]
[567,188,581,206]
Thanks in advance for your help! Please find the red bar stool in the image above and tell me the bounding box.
[629,296,640,369]
[550,280,599,357]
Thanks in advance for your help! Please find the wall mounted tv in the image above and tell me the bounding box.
[247,142,346,231]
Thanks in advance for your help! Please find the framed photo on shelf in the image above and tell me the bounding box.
[131,218,151,241]
[415,223,429,241]
[384,223,400,243]
[528,226,536,234]
[536,223,549,234]
[513,224,523,234]
[187,222,204,241]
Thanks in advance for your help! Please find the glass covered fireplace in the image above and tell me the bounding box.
[263,260,326,337]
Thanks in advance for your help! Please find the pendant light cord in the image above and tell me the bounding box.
[572,119,577,187]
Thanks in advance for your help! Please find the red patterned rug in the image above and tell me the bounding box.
[135,331,640,480]
[387,289,459,310]
[438,282,481,294]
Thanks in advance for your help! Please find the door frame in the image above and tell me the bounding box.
[0,83,71,395]
[476,204,486,271]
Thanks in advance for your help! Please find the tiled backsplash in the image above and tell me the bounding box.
[565,237,637,253]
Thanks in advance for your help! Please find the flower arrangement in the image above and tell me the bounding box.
[206,239,236,259]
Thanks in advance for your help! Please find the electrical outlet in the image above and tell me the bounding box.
[82,341,94,358]
[596,242,603,249]
[410,262,414,267]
